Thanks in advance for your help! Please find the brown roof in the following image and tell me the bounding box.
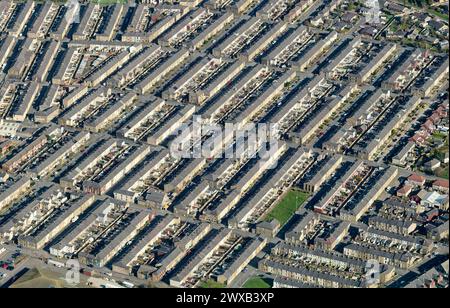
[397,185,412,196]
[433,179,449,189]
[408,174,426,184]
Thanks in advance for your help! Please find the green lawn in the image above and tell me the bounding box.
[199,280,226,289]
[433,148,448,162]
[442,167,449,180]
[403,1,449,21]
[433,131,448,140]
[436,166,449,180]
[428,8,450,22]
[265,190,309,226]
[243,277,272,289]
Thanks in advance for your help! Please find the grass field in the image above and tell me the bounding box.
[403,0,449,22]
[199,279,226,289]
[265,190,309,226]
[436,166,449,180]
[427,8,450,22]
[243,277,272,289]
[433,131,448,140]
[442,167,448,179]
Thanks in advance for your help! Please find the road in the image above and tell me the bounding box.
[387,253,448,288]
[0,242,164,288]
